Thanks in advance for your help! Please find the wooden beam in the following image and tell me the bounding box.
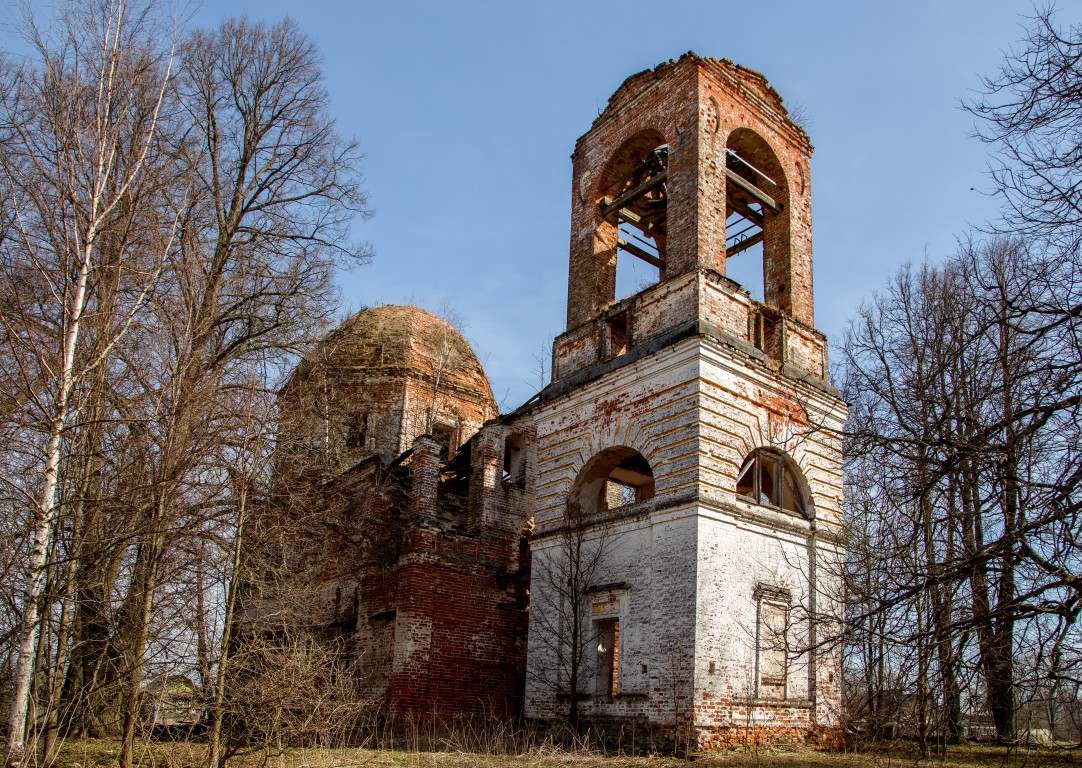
[599,169,668,218]
[617,238,664,269]
[613,206,648,226]
[727,196,764,227]
[725,168,782,213]
[612,207,666,240]
[726,231,765,259]
[609,150,667,195]
[726,149,780,188]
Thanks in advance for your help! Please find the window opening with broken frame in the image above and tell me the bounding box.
[736,448,807,516]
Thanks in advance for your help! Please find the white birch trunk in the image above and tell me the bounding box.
[3,4,173,762]
[5,239,94,767]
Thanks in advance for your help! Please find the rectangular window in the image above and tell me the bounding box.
[502,436,526,486]
[595,618,619,700]
[755,587,790,700]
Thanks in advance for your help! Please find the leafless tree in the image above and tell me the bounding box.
[425,301,470,436]
[966,8,1082,628]
[0,1,179,763]
[0,6,370,766]
[969,6,1082,252]
[217,630,369,759]
[103,16,369,767]
[527,501,611,732]
[192,384,277,768]
[842,234,1082,747]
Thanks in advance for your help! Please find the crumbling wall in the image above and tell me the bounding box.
[260,307,527,724]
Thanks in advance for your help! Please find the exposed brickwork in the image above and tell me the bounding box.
[256,306,531,722]
[410,436,442,521]
[554,268,828,384]
[389,555,526,716]
[277,305,496,479]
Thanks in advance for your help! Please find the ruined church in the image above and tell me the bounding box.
[262,53,846,749]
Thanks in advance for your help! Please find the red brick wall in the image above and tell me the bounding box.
[347,429,531,720]
[388,553,527,718]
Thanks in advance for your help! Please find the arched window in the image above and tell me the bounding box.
[736,449,807,516]
[572,447,655,516]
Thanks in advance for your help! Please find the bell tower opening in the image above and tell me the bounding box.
[566,119,676,329]
[596,134,668,301]
[723,128,787,305]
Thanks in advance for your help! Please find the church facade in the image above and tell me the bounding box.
[259,53,846,750]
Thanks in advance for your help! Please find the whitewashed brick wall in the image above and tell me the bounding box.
[525,332,845,745]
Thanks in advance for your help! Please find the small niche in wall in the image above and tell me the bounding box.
[607,311,629,360]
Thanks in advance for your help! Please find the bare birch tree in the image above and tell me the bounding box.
[0,2,178,763]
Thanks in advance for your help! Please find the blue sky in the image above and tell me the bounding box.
[18,1,1082,410]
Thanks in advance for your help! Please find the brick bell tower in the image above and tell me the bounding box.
[523,54,846,748]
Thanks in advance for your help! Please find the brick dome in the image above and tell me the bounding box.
[279,305,496,475]
[313,305,494,401]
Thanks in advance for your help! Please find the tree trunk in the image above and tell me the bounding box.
[5,231,95,767]
[118,528,162,768]
[207,482,249,768]
[42,456,90,760]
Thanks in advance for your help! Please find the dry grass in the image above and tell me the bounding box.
[8,737,1076,768]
